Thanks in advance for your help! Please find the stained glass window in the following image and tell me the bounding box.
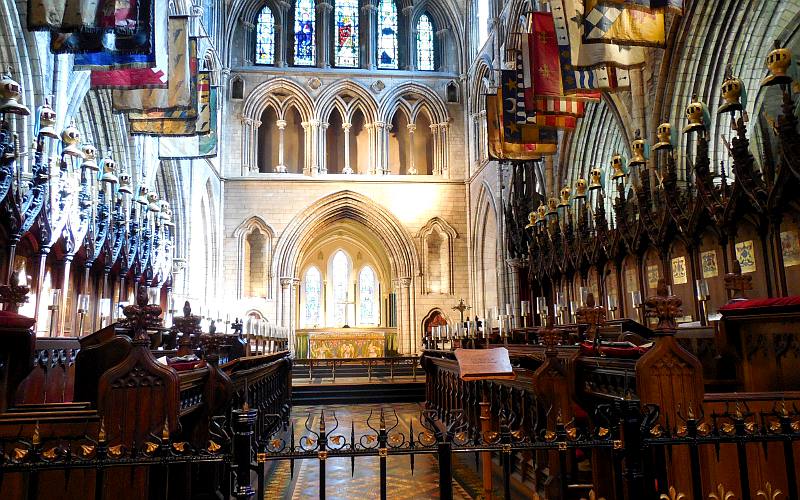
[377,0,398,69]
[358,266,379,325]
[294,0,316,66]
[416,14,434,71]
[334,0,359,67]
[331,250,350,326]
[303,266,322,327]
[255,6,275,65]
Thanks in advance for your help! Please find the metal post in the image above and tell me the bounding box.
[379,409,388,500]
[319,410,328,500]
[479,386,493,499]
[232,407,258,499]
[438,440,453,500]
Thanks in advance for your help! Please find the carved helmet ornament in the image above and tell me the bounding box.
[60,120,84,159]
[536,202,547,222]
[719,65,746,115]
[574,178,588,199]
[761,39,793,87]
[81,144,99,171]
[588,167,603,190]
[0,67,30,116]
[629,129,648,167]
[683,94,709,134]
[558,186,571,207]
[610,152,626,180]
[36,97,59,139]
[100,154,118,184]
[653,121,673,151]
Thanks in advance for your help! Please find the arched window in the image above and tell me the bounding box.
[358,266,379,325]
[416,13,435,71]
[377,0,398,69]
[294,0,316,66]
[255,6,275,65]
[334,0,359,68]
[477,0,490,48]
[303,266,322,327]
[331,250,351,326]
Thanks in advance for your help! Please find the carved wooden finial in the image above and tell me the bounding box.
[120,288,163,342]
[540,314,562,353]
[173,301,202,355]
[724,259,752,302]
[576,293,606,345]
[645,278,682,333]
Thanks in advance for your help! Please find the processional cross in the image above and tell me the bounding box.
[452,298,471,323]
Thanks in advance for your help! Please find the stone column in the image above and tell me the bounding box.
[319,122,329,174]
[544,155,555,198]
[383,122,392,174]
[394,278,411,354]
[400,278,413,353]
[429,123,440,175]
[440,122,450,178]
[309,119,321,175]
[241,116,254,174]
[434,28,449,71]
[275,119,287,173]
[275,1,290,67]
[279,277,293,328]
[373,121,385,174]
[506,258,527,327]
[365,123,375,173]
[301,121,311,175]
[342,122,353,174]
[242,22,255,65]
[361,0,378,70]
[406,124,417,175]
[290,278,300,353]
[316,0,333,68]
[401,5,414,70]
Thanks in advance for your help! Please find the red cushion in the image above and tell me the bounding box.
[719,296,800,312]
[168,360,206,371]
[0,311,35,329]
[579,341,648,358]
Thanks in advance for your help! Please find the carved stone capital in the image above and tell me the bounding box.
[407,124,417,133]
[275,119,287,129]
[342,122,352,131]
[280,277,295,288]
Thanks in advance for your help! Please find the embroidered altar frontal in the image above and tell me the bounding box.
[308,332,386,359]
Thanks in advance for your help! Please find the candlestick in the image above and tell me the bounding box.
[48,289,61,337]
[580,287,589,307]
[696,279,710,326]
[631,291,644,323]
[607,294,618,320]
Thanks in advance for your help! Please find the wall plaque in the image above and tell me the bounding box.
[625,268,638,291]
[671,256,688,285]
[646,264,660,289]
[701,250,718,278]
[781,230,800,267]
[735,240,757,273]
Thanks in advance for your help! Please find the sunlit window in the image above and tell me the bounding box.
[335,0,359,67]
[416,13,435,71]
[358,266,379,325]
[303,266,322,327]
[377,0,398,69]
[255,6,275,65]
[477,0,489,48]
[294,0,316,66]
[331,250,350,326]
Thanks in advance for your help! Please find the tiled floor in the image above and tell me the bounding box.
[263,403,492,499]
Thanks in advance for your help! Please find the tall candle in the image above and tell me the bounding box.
[521,300,530,316]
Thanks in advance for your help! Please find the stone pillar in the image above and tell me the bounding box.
[396,278,413,354]
[316,0,333,68]
[275,119,287,173]
[383,122,392,174]
[274,1,289,67]
[308,119,321,175]
[361,1,378,70]
[290,278,300,353]
[373,121,385,174]
[544,155,555,198]
[506,258,527,327]
[342,122,353,174]
[429,123,440,175]
[319,122,329,173]
[406,124,417,175]
[242,22,255,65]
[241,115,259,175]
[434,28,449,71]
[440,122,450,178]
[279,277,293,328]
[401,5,414,71]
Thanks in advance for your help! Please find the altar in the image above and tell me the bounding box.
[295,328,398,359]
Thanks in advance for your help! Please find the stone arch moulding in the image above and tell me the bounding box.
[272,190,421,354]
[314,80,380,124]
[233,215,276,300]
[421,307,450,337]
[417,216,458,295]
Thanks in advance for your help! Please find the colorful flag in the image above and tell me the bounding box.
[582,0,666,46]
[487,95,557,160]
[552,0,646,68]
[112,17,191,113]
[49,0,154,54]
[76,0,169,73]
[592,0,683,13]
[158,87,218,159]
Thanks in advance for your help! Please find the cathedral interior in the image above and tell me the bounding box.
[1,0,800,498]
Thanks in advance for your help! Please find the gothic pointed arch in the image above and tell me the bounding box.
[233,216,276,299]
[417,217,457,295]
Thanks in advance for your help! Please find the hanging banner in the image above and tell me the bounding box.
[158,87,218,159]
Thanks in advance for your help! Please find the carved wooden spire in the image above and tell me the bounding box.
[644,278,682,334]
[723,259,753,302]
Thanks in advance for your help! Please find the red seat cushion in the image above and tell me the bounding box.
[0,310,35,329]
[719,296,800,312]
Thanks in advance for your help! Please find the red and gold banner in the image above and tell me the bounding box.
[529,13,562,97]
[487,94,557,160]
